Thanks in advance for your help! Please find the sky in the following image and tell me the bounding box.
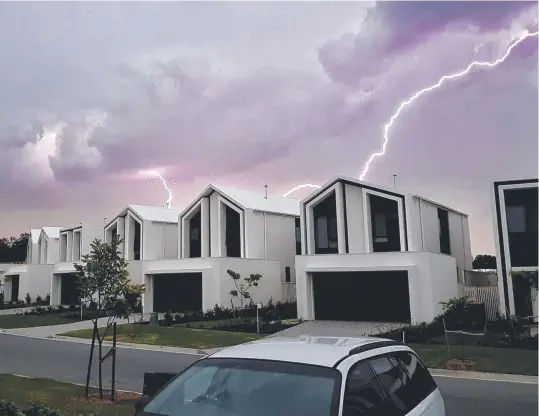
[0,1,537,255]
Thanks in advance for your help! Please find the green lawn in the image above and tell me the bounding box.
[0,314,80,329]
[0,375,137,416]
[411,343,538,376]
[61,323,263,350]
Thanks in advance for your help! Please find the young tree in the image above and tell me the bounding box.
[227,269,262,319]
[472,254,496,270]
[74,235,145,399]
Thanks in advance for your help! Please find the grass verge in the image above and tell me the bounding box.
[0,314,80,329]
[60,322,263,349]
[0,374,138,416]
[411,343,538,376]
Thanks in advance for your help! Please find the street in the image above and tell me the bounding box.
[0,334,537,415]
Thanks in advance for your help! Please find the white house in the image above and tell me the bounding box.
[142,184,301,314]
[492,178,538,319]
[3,226,64,303]
[50,224,105,306]
[295,176,473,325]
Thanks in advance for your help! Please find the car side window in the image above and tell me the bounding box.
[393,351,437,409]
[343,361,393,416]
[368,355,408,414]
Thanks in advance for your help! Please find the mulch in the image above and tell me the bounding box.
[446,359,477,371]
[72,391,141,404]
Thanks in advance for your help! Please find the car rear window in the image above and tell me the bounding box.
[142,358,342,416]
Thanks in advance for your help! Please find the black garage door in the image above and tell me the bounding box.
[312,271,411,323]
[153,273,202,313]
[61,273,81,306]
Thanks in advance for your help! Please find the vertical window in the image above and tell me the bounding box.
[328,218,338,248]
[437,208,451,255]
[295,217,302,255]
[374,214,388,242]
[316,217,329,249]
[285,266,291,283]
[506,205,526,233]
[343,361,394,416]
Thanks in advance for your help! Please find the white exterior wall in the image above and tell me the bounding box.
[142,257,282,313]
[143,221,179,261]
[4,264,54,301]
[408,197,472,271]
[344,184,367,253]
[26,241,40,265]
[295,251,458,324]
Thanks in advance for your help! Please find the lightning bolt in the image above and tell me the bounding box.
[148,170,173,208]
[281,29,538,198]
[358,30,539,180]
[282,183,322,198]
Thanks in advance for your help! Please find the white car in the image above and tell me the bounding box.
[135,336,446,416]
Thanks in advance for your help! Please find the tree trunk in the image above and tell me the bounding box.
[98,337,103,399]
[84,320,98,397]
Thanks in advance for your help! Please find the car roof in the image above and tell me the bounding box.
[209,336,401,368]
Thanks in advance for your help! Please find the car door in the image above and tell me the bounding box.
[368,351,444,416]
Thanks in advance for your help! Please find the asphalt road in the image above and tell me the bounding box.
[0,334,537,415]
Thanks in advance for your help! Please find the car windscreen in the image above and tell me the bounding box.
[142,357,341,416]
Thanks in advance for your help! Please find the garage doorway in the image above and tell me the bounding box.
[312,271,411,323]
[153,273,203,313]
[61,273,81,306]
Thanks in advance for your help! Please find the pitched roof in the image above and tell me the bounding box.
[29,229,41,244]
[128,204,182,223]
[303,175,468,217]
[41,227,64,239]
[180,184,300,218]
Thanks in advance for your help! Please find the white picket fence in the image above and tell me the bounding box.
[464,286,500,321]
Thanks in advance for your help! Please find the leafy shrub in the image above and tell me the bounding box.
[35,295,43,305]
[44,294,51,305]
[0,401,24,416]
[24,404,61,416]
[25,293,32,305]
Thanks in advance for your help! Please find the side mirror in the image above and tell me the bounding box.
[134,394,151,413]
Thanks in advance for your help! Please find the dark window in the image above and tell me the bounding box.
[189,211,202,258]
[285,267,291,283]
[133,221,141,260]
[505,188,538,267]
[225,205,241,258]
[343,361,397,416]
[10,275,20,302]
[369,195,401,252]
[313,193,338,254]
[368,356,407,414]
[295,217,302,255]
[369,352,436,414]
[437,208,451,255]
[392,351,437,409]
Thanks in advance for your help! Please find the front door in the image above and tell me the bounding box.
[11,275,20,302]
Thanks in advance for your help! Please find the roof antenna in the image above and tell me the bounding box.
[264,184,268,199]
[393,174,398,189]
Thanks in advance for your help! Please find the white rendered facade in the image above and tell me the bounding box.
[142,184,300,313]
[296,176,473,324]
[3,226,64,302]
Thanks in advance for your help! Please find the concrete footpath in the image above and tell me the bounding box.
[2,329,537,385]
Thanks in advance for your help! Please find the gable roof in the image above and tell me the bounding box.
[29,229,41,244]
[303,175,468,217]
[41,227,63,239]
[106,204,182,228]
[180,184,300,218]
